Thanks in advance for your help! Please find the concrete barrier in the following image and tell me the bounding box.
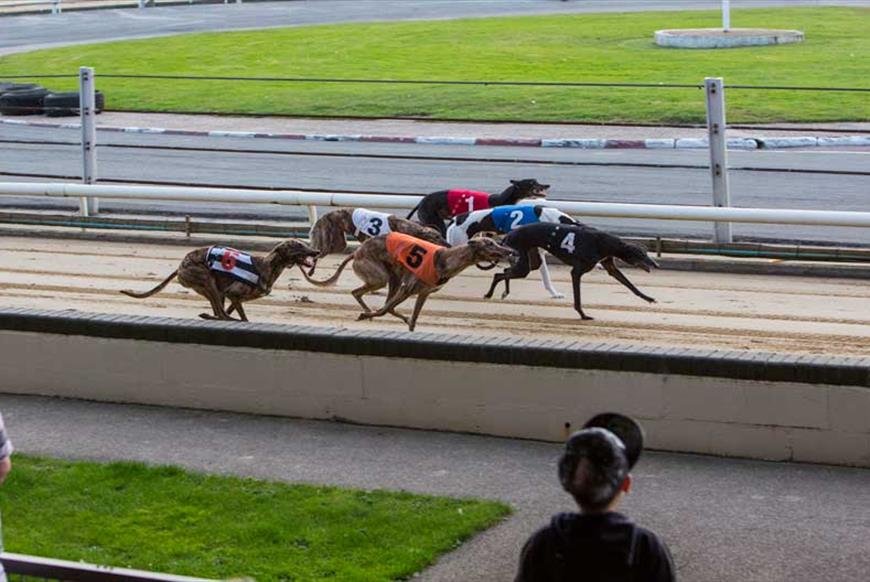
[0,309,868,467]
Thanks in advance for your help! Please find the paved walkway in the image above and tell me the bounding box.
[3,394,869,582]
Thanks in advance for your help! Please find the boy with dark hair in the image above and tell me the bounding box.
[515,413,676,582]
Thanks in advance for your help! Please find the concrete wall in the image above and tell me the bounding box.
[1,320,868,468]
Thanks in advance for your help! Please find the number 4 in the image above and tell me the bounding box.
[560,232,576,253]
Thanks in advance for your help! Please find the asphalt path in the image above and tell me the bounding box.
[1,124,868,244]
[5,394,870,582]
[2,0,864,56]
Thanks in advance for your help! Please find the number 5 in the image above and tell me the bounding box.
[560,232,576,254]
[406,245,427,268]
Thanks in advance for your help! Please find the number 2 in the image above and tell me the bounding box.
[406,245,427,268]
[367,217,383,236]
[509,210,524,229]
[560,232,576,254]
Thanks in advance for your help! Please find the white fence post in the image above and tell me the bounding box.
[705,77,732,243]
[51,0,61,15]
[722,0,731,32]
[307,205,318,226]
[79,66,98,216]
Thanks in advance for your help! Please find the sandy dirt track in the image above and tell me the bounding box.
[0,235,868,356]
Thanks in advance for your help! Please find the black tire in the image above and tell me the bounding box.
[0,88,50,116]
[0,82,40,95]
[43,91,105,117]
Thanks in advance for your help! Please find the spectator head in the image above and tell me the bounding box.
[558,413,644,513]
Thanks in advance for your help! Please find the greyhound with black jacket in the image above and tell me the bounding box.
[406,178,549,236]
[485,223,659,320]
[447,204,580,298]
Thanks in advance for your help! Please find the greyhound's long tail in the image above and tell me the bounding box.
[298,253,354,287]
[406,200,421,219]
[120,269,178,299]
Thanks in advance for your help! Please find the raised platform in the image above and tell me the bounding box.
[655,28,805,49]
[1,309,868,467]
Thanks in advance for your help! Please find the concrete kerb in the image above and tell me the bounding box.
[4,117,870,150]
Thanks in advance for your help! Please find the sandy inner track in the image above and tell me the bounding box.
[1,236,868,356]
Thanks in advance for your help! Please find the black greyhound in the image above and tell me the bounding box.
[484,223,659,320]
[406,178,549,236]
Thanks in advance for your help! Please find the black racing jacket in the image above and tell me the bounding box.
[515,512,676,582]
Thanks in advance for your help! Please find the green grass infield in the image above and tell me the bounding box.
[0,455,511,581]
[0,7,868,124]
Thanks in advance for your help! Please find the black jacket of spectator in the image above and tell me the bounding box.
[515,511,676,582]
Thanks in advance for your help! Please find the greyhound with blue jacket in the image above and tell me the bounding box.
[447,204,580,298]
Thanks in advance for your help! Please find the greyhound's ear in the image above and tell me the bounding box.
[510,179,518,185]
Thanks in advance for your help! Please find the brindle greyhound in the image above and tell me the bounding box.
[485,223,659,320]
[300,234,515,331]
[406,178,549,236]
[121,239,318,321]
[308,208,446,275]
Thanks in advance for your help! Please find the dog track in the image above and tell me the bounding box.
[1,236,868,357]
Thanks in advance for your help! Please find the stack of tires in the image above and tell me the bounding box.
[0,82,104,117]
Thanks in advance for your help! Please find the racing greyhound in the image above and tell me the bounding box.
[484,223,659,320]
[307,208,445,274]
[446,204,581,298]
[406,178,549,236]
[300,233,515,331]
[121,240,318,321]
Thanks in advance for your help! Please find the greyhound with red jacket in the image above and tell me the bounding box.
[485,223,659,320]
[406,178,549,236]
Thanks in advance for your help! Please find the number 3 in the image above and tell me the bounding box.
[367,217,383,236]
[406,245,427,268]
[560,232,576,254]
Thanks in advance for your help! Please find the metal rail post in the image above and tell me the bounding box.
[706,77,732,243]
[79,66,98,216]
[51,0,61,15]
[307,205,318,227]
[722,0,731,32]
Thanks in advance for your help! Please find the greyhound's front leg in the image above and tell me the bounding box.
[359,285,412,321]
[484,273,504,299]
[538,250,564,299]
[571,268,593,320]
[407,291,432,332]
[601,258,656,303]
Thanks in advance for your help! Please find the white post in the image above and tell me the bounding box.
[307,205,318,226]
[51,0,61,15]
[79,67,98,216]
[722,0,731,32]
[705,77,731,243]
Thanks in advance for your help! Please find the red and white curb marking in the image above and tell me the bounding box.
[3,118,869,150]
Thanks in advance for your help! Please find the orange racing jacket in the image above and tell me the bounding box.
[385,232,445,286]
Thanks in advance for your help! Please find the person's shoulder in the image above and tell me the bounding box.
[632,523,677,582]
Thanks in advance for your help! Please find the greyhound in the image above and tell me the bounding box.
[300,233,515,331]
[406,178,549,236]
[307,208,445,275]
[121,239,318,321]
[447,204,581,299]
[484,223,659,320]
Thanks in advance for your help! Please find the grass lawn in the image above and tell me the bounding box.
[0,455,510,581]
[0,7,868,124]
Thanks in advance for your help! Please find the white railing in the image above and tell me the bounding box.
[0,0,242,12]
[3,182,870,229]
[0,0,62,14]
